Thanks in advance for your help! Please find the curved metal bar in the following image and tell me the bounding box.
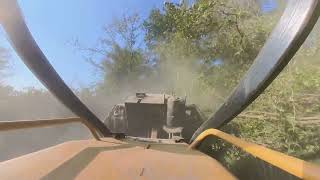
[191,0,320,142]
[0,0,111,136]
[0,117,101,140]
[189,129,320,180]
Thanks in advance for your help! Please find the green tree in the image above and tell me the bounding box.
[144,0,268,65]
[142,0,275,107]
[80,14,151,94]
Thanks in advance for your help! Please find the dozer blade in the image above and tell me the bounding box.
[191,0,320,142]
[0,0,111,136]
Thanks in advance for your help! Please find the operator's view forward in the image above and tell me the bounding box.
[0,0,320,179]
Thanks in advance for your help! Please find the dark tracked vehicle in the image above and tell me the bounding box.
[104,93,204,141]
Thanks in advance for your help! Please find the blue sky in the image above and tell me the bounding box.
[0,0,174,90]
[0,0,276,90]
[259,0,277,13]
